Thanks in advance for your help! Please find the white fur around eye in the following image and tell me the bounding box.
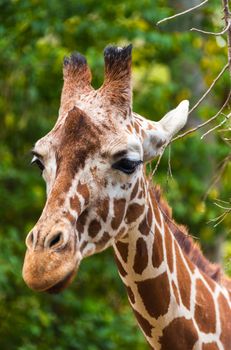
[126,151,142,162]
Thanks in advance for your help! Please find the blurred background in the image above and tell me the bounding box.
[0,0,230,349]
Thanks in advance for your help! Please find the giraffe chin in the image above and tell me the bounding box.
[44,270,76,294]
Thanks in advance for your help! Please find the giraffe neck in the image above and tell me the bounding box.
[113,183,231,350]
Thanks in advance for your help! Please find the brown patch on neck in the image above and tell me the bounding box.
[111,198,126,230]
[152,225,164,268]
[175,242,191,310]
[159,317,198,350]
[96,232,111,250]
[76,209,88,238]
[136,273,170,319]
[126,286,135,304]
[218,292,231,348]
[116,241,129,263]
[172,281,180,305]
[125,203,144,224]
[151,185,223,285]
[88,219,101,238]
[133,237,148,274]
[96,197,109,222]
[130,179,139,200]
[138,205,152,236]
[133,309,153,338]
[194,279,216,333]
[114,254,127,277]
[164,225,173,273]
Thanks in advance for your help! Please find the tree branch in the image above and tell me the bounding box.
[172,76,231,142]
[151,147,166,177]
[189,63,229,115]
[201,112,231,139]
[203,154,231,200]
[223,0,231,76]
[156,0,208,26]
[190,21,231,36]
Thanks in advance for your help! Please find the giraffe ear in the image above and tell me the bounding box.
[101,44,132,112]
[60,53,93,114]
[143,100,189,161]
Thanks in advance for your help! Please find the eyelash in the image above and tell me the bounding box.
[112,158,143,174]
[31,157,45,173]
[31,156,142,175]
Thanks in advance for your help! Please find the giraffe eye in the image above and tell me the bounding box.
[31,156,45,173]
[112,158,143,174]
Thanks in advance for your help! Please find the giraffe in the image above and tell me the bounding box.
[22,45,231,350]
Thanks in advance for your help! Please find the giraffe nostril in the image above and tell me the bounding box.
[26,231,34,249]
[48,231,63,249]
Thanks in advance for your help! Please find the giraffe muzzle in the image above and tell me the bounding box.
[22,221,81,293]
[22,248,79,293]
[45,269,76,294]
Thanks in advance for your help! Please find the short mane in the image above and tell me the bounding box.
[152,186,231,290]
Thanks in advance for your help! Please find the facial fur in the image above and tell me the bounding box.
[22,45,189,293]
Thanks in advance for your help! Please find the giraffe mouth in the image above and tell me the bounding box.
[45,270,76,294]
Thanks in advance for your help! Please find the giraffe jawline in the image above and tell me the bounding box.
[45,270,76,294]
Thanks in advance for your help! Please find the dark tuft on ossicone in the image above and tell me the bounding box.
[63,52,87,67]
[104,44,132,65]
[102,44,133,110]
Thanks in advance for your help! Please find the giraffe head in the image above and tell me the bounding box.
[22,45,189,293]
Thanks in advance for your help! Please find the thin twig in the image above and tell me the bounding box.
[149,140,173,178]
[223,0,231,76]
[209,205,231,226]
[173,89,231,141]
[167,145,173,179]
[151,148,166,177]
[190,21,231,36]
[147,161,155,184]
[209,212,226,223]
[201,112,231,139]
[209,210,231,227]
[203,154,231,200]
[157,1,230,145]
[215,198,230,204]
[214,202,231,210]
[221,127,231,132]
[156,0,208,26]
[189,63,229,115]
[165,145,173,193]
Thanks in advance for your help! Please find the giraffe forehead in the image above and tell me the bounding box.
[54,108,103,174]
[35,108,102,158]
[61,107,101,146]
[36,106,140,161]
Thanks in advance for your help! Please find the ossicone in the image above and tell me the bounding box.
[60,51,93,114]
[100,44,133,113]
[104,44,132,74]
[63,52,89,78]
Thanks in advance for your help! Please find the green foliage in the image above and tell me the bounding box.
[0,0,230,349]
